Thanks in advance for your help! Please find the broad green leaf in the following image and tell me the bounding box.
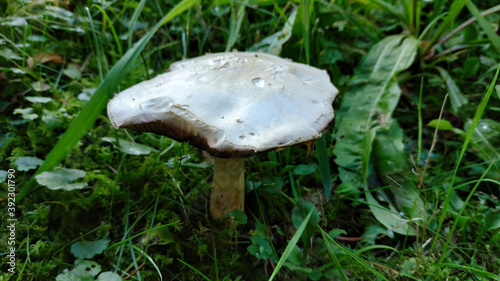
[260,176,283,194]
[15,156,44,171]
[427,119,453,130]
[96,272,122,281]
[291,200,319,241]
[362,224,387,245]
[63,64,82,80]
[140,225,176,246]
[35,168,87,191]
[16,0,199,202]
[102,137,155,155]
[228,209,248,225]
[247,236,273,260]
[328,229,347,239]
[55,260,101,281]
[0,48,22,60]
[435,66,468,113]
[285,245,302,265]
[364,184,416,236]
[25,96,52,103]
[14,107,38,120]
[71,238,110,259]
[293,163,317,175]
[333,35,418,188]
[372,122,426,235]
[483,209,500,231]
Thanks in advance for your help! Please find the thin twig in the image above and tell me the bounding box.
[439,5,500,46]
[123,262,146,280]
[419,94,448,188]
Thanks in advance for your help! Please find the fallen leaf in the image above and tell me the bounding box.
[26,52,66,69]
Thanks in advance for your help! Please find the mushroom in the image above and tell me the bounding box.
[107,52,338,220]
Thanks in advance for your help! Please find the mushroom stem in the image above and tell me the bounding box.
[210,158,245,220]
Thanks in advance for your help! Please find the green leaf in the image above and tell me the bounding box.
[96,272,122,281]
[247,236,273,260]
[63,64,82,80]
[465,1,500,54]
[293,163,317,176]
[71,238,110,259]
[140,226,175,246]
[269,207,315,281]
[102,137,155,155]
[463,57,480,78]
[483,209,500,231]
[328,229,347,239]
[291,201,319,241]
[316,135,332,200]
[35,168,87,191]
[248,8,297,55]
[225,2,246,52]
[260,176,283,194]
[0,48,22,60]
[333,35,418,188]
[298,0,314,63]
[435,66,468,113]
[362,224,387,245]
[16,0,199,202]
[371,122,426,235]
[464,119,500,176]
[228,209,248,225]
[14,107,38,120]
[364,184,417,236]
[55,260,101,281]
[285,245,302,265]
[433,64,500,260]
[15,156,44,171]
[423,0,468,55]
[25,96,52,103]
[427,119,453,130]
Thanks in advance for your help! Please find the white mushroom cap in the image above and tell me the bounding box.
[107,52,338,158]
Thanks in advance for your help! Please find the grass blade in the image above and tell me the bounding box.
[465,1,500,54]
[268,207,314,281]
[423,0,468,55]
[225,2,246,52]
[321,231,390,280]
[299,0,312,64]
[127,0,148,48]
[319,229,348,281]
[177,259,212,281]
[431,63,500,261]
[16,0,199,202]
[316,135,332,201]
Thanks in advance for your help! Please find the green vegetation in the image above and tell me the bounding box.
[1,0,500,280]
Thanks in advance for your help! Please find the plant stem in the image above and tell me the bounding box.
[210,158,245,219]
